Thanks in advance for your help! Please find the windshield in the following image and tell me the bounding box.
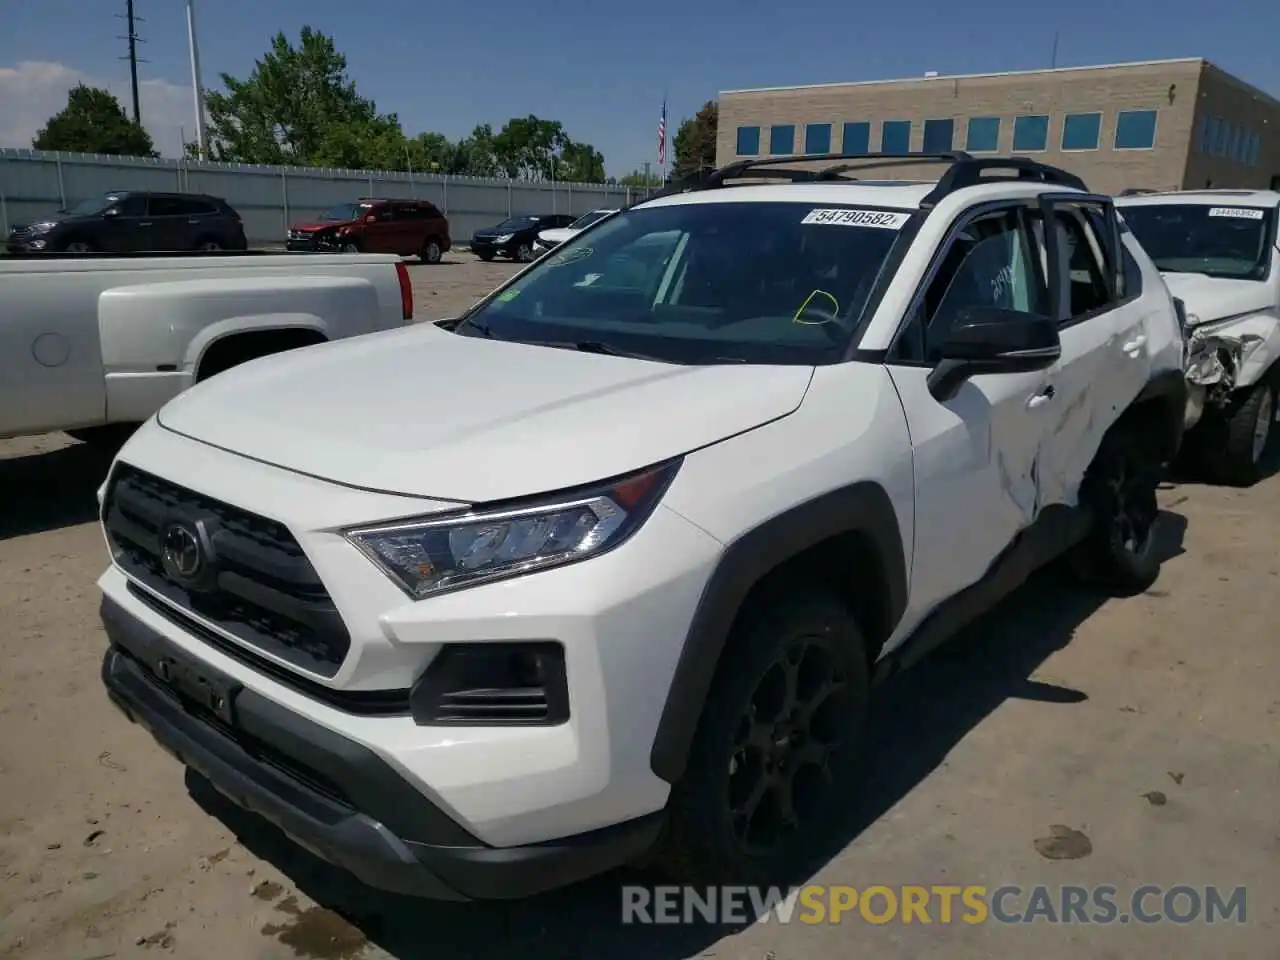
[568,209,613,231]
[457,200,910,365]
[495,216,541,230]
[1120,203,1275,280]
[67,194,121,217]
[319,203,366,222]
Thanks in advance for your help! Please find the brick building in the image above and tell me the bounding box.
[716,58,1280,194]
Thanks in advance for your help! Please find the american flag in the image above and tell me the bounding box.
[657,99,667,165]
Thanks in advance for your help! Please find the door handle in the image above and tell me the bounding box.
[188,219,199,224]
[1027,384,1056,409]
[138,221,152,226]
[1122,334,1147,355]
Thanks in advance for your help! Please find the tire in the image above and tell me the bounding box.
[1204,376,1277,486]
[195,238,222,252]
[60,239,95,253]
[420,239,443,264]
[1069,429,1163,595]
[655,584,871,887]
[514,242,533,263]
[340,241,360,254]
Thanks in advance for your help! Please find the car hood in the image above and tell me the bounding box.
[538,227,577,244]
[156,325,814,502]
[1161,272,1275,325]
[293,221,347,232]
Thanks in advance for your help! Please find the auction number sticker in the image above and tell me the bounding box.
[1207,207,1265,220]
[802,208,911,229]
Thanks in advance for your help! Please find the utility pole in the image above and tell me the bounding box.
[116,0,146,123]
[186,0,208,160]
[641,160,652,185]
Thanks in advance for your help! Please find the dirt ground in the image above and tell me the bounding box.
[1,253,1277,959]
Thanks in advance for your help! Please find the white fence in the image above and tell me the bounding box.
[0,149,660,247]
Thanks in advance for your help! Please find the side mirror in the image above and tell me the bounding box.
[102,207,121,218]
[926,307,1060,402]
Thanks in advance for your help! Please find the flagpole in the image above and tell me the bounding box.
[659,90,668,185]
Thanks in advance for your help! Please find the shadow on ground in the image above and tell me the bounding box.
[190,510,1188,960]
[0,439,118,540]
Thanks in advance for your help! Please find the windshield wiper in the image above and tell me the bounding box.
[532,339,675,363]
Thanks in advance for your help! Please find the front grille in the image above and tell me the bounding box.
[103,465,351,677]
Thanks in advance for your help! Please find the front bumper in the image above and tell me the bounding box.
[97,421,724,849]
[287,235,335,252]
[470,238,513,257]
[100,594,665,900]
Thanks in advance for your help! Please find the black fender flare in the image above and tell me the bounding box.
[649,481,908,784]
[1128,366,1189,462]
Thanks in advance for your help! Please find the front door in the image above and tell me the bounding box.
[886,203,1059,630]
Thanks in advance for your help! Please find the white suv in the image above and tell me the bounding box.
[1116,189,1280,484]
[97,152,1187,901]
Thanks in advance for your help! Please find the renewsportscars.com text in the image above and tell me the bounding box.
[621,884,1247,926]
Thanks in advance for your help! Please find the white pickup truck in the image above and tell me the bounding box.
[0,252,414,444]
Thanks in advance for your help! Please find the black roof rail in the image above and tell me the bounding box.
[637,152,1088,209]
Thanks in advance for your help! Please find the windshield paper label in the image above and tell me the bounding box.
[802,208,910,229]
[1207,207,1265,220]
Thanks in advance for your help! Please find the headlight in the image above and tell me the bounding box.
[495,234,514,243]
[345,460,681,599]
[28,221,57,233]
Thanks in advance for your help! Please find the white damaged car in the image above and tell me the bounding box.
[1117,190,1280,484]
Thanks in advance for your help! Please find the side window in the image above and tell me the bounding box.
[146,197,185,217]
[1118,237,1144,300]
[918,208,1048,363]
[176,198,216,216]
[397,203,428,221]
[1047,206,1114,321]
[373,204,396,221]
[113,196,146,217]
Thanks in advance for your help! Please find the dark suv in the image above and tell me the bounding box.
[5,191,247,254]
[287,198,452,263]
[471,214,576,262]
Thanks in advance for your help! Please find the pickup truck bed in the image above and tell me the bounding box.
[1,251,413,442]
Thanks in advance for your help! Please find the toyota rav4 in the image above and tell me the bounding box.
[97,152,1188,901]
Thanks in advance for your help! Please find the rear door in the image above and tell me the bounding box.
[391,202,428,254]
[1030,196,1153,507]
[143,196,192,251]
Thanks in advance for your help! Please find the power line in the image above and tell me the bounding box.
[116,0,148,123]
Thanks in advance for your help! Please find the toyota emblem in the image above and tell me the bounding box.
[162,523,203,580]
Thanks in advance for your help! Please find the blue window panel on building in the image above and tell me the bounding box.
[805,123,832,154]
[1199,116,1216,154]
[1229,124,1242,161]
[842,121,871,153]
[881,120,911,154]
[966,117,1000,151]
[736,126,760,156]
[770,124,796,154]
[1214,119,1230,156]
[922,118,954,152]
[1061,112,1102,150]
[1115,110,1158,150]
[1013,115,1049,151]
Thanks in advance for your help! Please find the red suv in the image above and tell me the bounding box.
[287,198,452,263]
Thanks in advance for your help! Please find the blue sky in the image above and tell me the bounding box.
[1,0,1277,176]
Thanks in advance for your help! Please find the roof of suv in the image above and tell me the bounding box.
[1115,189,1280,209]
[639,151,1090,213]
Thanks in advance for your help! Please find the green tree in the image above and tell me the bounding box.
[672,100,718,180]
[33,84,157,157]
[202,26,400,166]
[619,168,663,187]
[557,141,606,183]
